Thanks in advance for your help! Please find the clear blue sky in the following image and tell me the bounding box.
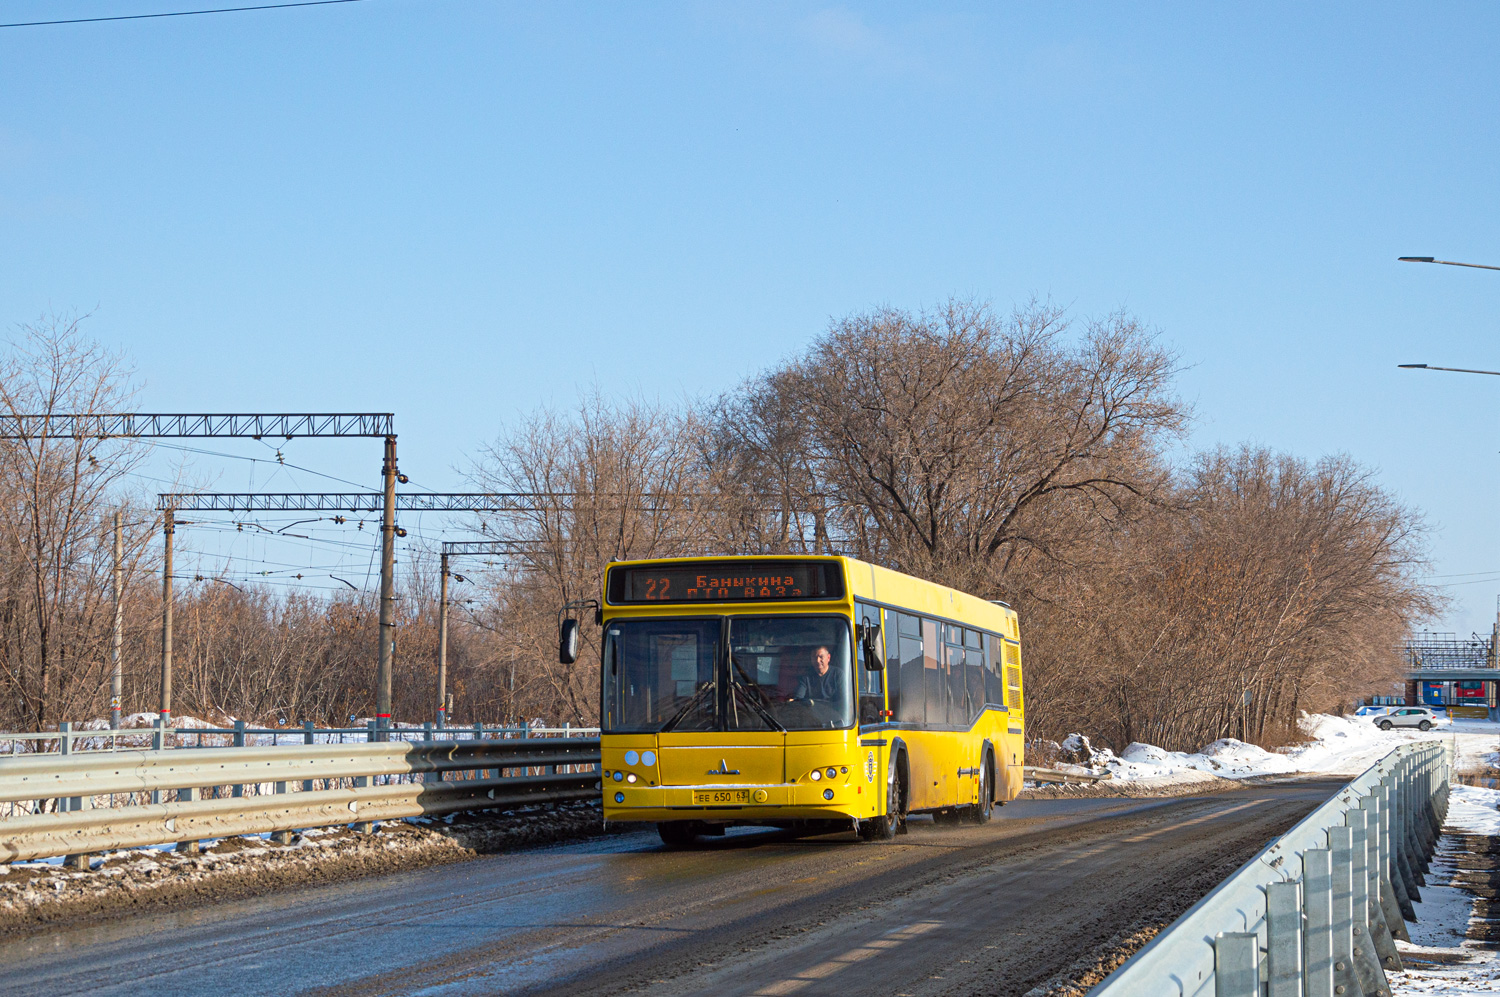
[2,2,1498,631]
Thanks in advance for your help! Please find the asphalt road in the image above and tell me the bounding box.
[0,781,1339,997]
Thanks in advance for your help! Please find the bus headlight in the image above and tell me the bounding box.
[626,773,637,783]
[810,769,822,781]
[612,771,623,782]
[825,767,838,780]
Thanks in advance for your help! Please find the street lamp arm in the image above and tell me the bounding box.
[1399,256,1500,272]
[1398,363,1500,377]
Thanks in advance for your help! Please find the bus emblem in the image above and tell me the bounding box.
[866,751,876,782]
[708,759,741,775]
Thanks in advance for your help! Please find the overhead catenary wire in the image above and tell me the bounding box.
[0,0,377,29]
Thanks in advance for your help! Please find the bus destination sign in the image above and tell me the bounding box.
[607,561,844,604]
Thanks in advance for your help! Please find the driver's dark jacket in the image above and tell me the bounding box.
[793,670,841,702]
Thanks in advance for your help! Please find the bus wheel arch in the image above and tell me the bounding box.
[861,741,908,841]
[890,737,910,817]
[969,743,995,823]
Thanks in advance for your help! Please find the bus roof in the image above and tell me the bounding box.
[602,553,1018,638]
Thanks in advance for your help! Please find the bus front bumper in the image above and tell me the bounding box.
[602,781,864,823]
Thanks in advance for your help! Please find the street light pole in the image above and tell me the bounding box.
[1399,256,1500,272]
[1398,364,1500,376]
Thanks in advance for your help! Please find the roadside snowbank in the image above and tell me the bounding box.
[1055,713,1500,789]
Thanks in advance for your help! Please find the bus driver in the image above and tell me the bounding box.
[793,645,841,703]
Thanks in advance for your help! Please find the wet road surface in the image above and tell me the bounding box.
[0,781,1339,997]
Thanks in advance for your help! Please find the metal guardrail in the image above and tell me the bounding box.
[1088,740,1449,997]
[0,721,599,755]
[0,736,603,864]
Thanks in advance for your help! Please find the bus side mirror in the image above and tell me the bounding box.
[858,623,884,671]
[559,618,580,664]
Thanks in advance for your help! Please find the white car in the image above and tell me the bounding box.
[1374,707,1452,731]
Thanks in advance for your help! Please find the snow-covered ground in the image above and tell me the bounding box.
[1054,714,1500,789]
[1390,784,1500,997]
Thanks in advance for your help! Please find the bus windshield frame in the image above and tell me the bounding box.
[601,614,855,734]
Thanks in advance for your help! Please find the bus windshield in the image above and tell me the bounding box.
[601,615,854,733]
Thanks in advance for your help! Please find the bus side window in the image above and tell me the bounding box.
[922,618,942,728]
[985,633,1005,707]
[964,629,985,721]
[898,613,925,726]
[945,631,967,726]
[882,609,901,720]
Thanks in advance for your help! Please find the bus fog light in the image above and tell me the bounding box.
[810,769,821,781]
[614,792,625,803]
[825,767,837,780]
[823,788,834,800]
[624,750,639,766]
[626,773,637,783]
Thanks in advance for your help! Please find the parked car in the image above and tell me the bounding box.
[1374,706,1452,731]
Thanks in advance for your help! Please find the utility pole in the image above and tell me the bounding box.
[159,507,174,724]
[376,436,398,739]
[110,511,123,729]
[436,550,449,728]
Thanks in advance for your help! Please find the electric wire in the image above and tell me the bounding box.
[1,0,376,29]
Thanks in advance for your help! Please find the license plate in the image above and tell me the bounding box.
[693,790,749,805]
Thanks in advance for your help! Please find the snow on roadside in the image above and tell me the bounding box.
[1391,784,1500,997]
[1072,713,1500,787]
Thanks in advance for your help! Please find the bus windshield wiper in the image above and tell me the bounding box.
[661,680,716,733]
[730,655,785,732]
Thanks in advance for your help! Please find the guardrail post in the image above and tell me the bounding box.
[1359,793,1405,966]
[232,720,246,798]
[175,786,200,854]
[302,721,316,793]
[1305,848,1335,997]
[1375,779,1414,933]
[1345,808,1390,995]
[1268,879,1304,997]
[59,722,92,869]
[354,726,374,833]
[1327,825,1365,997]
[423,723,438,784]
[1395,760,1424,897]
[1215,932,1260,997]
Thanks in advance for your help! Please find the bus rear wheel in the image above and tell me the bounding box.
[657,821,699,848]
[860,755,904,842]
[967,751,994,824]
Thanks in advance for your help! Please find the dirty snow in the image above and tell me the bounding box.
[1390,784,1500,996]
[1065,713,1500,788]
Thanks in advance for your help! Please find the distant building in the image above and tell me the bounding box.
[1403,614,1500,719]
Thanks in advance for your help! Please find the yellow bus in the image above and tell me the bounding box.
[559,554,1024,846]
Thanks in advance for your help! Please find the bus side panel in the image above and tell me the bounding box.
[999,724,1024,801]
[902,729,947,811]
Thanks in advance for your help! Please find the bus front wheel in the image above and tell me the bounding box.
[860,755,905,842]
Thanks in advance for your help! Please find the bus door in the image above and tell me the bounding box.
[856,602,889,816]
